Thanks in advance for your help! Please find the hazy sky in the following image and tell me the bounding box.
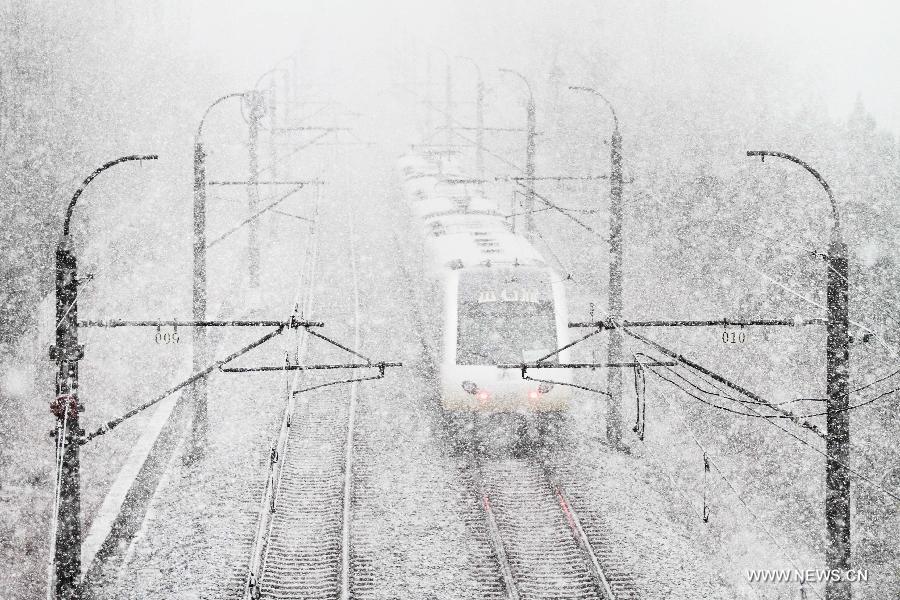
[697,0,899,133]
[183,0,900,135]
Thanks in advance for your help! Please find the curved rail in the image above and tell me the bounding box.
[472,452,621,600]
[339,212,362,599]
[545,466,618,600]
[473,461,521,600]
[243,197,321,599]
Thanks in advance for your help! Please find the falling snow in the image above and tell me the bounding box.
[1,2,899,600]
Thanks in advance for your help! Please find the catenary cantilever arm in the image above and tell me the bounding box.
[746,150,840,231]
[569,85,619,131]
[63,155,158,236]
[197,92,246,138]
[499,67,533,101]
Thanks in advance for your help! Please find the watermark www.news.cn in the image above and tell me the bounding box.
[746,569,869,584]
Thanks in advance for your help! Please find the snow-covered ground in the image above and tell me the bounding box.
[5,118,894,600]
[84,149,793,599]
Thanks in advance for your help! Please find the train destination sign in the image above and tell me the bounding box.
[476,289,542,304]
[459,268,553,304]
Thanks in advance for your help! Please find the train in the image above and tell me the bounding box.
[398,149,573,446]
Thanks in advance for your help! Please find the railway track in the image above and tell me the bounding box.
[245,208,364,600]
[472,449,639,600]
[256,392,350,599]
[550,463,642,600]
[390,177,636,599]
[243,185,636,600]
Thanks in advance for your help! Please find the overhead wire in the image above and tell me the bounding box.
[397,83,612,243]
[679,347,888,471]
[639,180,900,416]
[54,228,151,332]
[45,399,69,600]
[636,348,900,504]
[633,353,819,597]
[633,328,900,423]
[741,395,900,504]
[402,76,900,424]
[638,168,900,361]
[394,85,613,318]
[460,75,900,419]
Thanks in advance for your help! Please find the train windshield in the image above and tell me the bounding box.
[456,270,558,365]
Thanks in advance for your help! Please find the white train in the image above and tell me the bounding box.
[398,150,573,434]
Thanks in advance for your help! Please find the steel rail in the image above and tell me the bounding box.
[473,453,613,599]
[538,458,618,600]
[340,213,362,600]
[473,461,521,600]
[244,194,321,600]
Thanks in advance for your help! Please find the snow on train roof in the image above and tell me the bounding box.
[398,152,463,180]
[423,212,508,235]
[422,209,545,268]
[399,152,546,270]
[412,196,501,219]
[425,225,545,269]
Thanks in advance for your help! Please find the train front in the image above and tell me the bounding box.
[441,266,573,413]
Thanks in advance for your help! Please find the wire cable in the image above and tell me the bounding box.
[742,396,900,504]
[633,355,822,598]
[639,353,900,504]
[45,396,69,600]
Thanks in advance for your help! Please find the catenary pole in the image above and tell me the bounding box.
[52,154,157,599]
[247,91,263,288]
[191,92,245,461]
[500,68,536,237]
[747,150,851,600]
[571,86,625,447]
[445,57,453,148]
[457,56,484,181]
[268,77,280,243]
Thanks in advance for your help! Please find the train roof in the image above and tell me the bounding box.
[399,151,462,180]
[399,151,548,271]
[412,196,501,219]
[424,217,545,269]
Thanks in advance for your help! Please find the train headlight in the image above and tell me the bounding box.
[537,382,554,394]
[461,380,479,395]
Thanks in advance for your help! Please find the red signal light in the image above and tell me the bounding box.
[462,380,478,394]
